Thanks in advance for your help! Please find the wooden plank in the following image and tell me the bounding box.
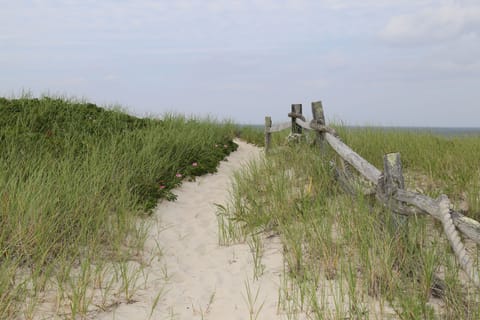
[394,190,441,217]
[324,132,382,184]
[295,118,311,131]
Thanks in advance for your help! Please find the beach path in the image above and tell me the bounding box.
[97,139,286,320]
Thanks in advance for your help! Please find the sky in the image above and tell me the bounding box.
[1,0,479,126]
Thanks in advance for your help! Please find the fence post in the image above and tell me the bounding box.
[291,104,303,135]
[383,152,408,232]
[311,101,325,148]
[265,116,272,153]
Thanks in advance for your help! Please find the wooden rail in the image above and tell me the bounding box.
[265,101,480,288]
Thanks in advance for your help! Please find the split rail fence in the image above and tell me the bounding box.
[264,101,480,289]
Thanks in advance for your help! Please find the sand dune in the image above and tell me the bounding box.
[97,140,289,320]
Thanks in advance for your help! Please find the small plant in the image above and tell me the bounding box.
[247,234,265,280]
[215,203,243,245]
[148,287,165,320]
[243,279,265,320]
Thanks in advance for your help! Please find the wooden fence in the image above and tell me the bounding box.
[264,101,480,289]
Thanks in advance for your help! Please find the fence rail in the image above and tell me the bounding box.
[265,101,480,289]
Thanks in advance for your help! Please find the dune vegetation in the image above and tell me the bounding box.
[0,96,237,318]
[4,95,480,319]
[227,126,480,319]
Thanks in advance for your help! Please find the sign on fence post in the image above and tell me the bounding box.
[264,116,272,153]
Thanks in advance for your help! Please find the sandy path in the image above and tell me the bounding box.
[98,140,286,320]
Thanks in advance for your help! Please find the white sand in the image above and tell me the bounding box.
[31,139,401,319]
[97,140,287,320]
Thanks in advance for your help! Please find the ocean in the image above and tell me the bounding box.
[349,126,480,137]
[242,124,480,137]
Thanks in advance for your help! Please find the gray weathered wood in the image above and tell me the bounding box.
[323,127,480,245]
[265,101,480,287]
[273,102,480,249]
[394,190,441,217]
[382,153,408,230]
[323,128,480,241]
[324,132,382,184]
[451,211,480,244]
[302,102,480,286]
[311,101,325,125]
[295,118,311,131]
[309,122,337,135]
[394,190,480,245]
[265,116,272,153]
[291,104,303,134]
[311,101,326,148]
[383,153,405,194]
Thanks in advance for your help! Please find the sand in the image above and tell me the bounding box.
[96,139,287,320]
[30,138,402,319]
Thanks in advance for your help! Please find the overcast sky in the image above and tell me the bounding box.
[1,0,479,126]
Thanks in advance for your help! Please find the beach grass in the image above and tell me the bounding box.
[228,125,480,319]
[0,96,237,318]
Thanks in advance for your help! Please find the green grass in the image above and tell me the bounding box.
[226,125,480,319]
[0,96,237,318]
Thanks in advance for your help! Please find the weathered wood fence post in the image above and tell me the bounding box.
[290,104,303,135]
[264,116,272,153]
[382,152,408,232]
[311,101,325,148]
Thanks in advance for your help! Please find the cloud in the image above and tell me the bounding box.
[2,1,480,125]
[380,4,480,45]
